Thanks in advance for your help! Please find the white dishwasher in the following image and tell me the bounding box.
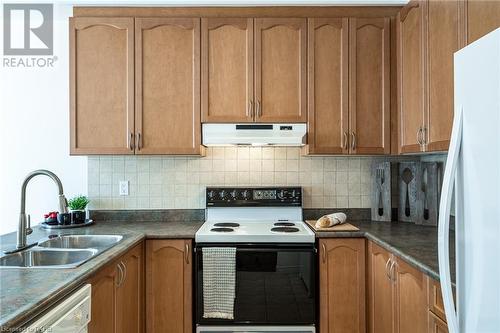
[25,284,91,332]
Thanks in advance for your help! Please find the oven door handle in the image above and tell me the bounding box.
[196,247,317,253]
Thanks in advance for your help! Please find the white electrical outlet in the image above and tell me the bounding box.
[119,181,129,196]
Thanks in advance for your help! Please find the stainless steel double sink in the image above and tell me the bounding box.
[0,235,123,269]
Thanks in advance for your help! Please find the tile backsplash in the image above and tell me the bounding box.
[88,147,378,210]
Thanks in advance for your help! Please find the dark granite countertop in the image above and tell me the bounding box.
[1,211,453,330]
[309,220,455,284]
[0,220,203,330]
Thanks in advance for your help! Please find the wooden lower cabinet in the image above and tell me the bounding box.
[367,242,393,333]
[393,257,428,333]
[146,239,192,333]
[88,242,144,333]
[116,243,145,333]
[428,311,448,333]
[319,238,366,333]
[88,260,118,333]
[367,241,429,333]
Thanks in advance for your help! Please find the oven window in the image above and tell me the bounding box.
[196,247,316,325]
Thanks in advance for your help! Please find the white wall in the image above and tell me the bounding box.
[0,4,87,234]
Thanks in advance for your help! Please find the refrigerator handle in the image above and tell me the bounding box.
[438,107,463,333]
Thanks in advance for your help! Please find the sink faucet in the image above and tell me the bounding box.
[17,170,68,250]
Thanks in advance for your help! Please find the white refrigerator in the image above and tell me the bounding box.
[438,28,500,333]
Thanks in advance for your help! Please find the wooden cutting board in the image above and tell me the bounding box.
[305,220,360,232]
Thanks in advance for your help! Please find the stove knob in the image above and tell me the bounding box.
[219,190,227,199]
[230,190,238,199]
[277,190,285,200]
[242,190,250,200]
[207,190,215,199]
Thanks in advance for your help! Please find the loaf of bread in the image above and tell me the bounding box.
[314,213,348,229]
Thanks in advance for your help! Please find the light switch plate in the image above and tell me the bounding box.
[119,181,129,196]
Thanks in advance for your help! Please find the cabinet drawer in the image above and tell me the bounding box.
[428,278,446,321]
[428,310,448,333]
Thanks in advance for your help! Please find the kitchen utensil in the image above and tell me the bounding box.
[377,168,385,216]
[402,168,414,217]
[422,167,429,220]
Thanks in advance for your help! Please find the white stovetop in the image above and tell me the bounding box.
[195,219,315,243]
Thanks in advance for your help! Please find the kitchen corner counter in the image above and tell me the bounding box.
[310,220,455,284]
[0,220,203,330]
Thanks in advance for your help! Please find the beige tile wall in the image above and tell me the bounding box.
[87,147,380,210]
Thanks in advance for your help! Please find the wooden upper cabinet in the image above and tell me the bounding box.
[467,0,500,44]
[146,239,192,333]
[307,18,349,154]
[319,238,366,333]
[425,0,462,152]
[393,257,428,333]
[349,17,391,155]
[116,243,144,333]
[397,1,425,154]
[70,17,134,155]
[367,242,394,333]
[135,18,201,155]
[255,18,307,123]
[201,18,254,123]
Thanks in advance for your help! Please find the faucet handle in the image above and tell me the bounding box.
[26,214,33,235]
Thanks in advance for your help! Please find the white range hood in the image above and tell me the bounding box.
[202,123,307,146]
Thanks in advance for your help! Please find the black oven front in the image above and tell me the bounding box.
[195,243,317,326]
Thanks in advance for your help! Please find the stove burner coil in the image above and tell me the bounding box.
[210,227,234,232]
[213,222,240,228]
[271,227,300,233]
[274,222,296,227]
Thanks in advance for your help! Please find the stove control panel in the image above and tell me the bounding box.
[206,187,302,207]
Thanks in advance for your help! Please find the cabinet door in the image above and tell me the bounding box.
[201,18,254,123]
[319,239,366,333]
[255,18,307,123]
[367,242,394,333]
[393,257,428,333]
[146,240,192,333]
[307,18,349,154]
[349,17,391,155]
[398,1,425,154]
[135,18,201,155]
[70,17,134,155]
[425,0,462,152]
[116,243,144,333]
[467,0,500,44]
[88,263,118,333]
[428,311,449,333]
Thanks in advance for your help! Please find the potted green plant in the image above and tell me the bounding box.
[67,195,90,224]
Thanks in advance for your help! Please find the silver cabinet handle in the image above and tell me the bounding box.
[185,243,190,264]
[321,243,326,263]
[417,127,423,145]
[343,131,348,150]
[256,100,261,118]
[389,260,397,282]
[351,132,356,151]
[422,126,427,145]
[121,261,127,285]
[247,100,254,118]
[385,258,392,281]
[129,132,134,151]
[136,132,142,151]
[116,262,124,287]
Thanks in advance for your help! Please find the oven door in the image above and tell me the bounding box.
[195,244,316,326]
